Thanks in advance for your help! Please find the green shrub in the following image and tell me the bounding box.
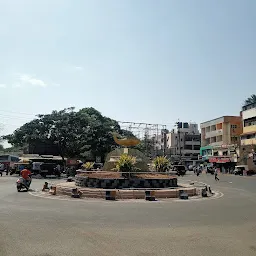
[153,156,170,172]
[115,154,137,178]
[82,162,94,170]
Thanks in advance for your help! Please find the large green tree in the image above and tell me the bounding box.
[244,94,256,106]
[2,107,129,162]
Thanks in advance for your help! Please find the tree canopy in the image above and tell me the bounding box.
[2,107,132,161]
[244,94,256,106]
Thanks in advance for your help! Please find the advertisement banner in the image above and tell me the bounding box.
[209,157,231,163]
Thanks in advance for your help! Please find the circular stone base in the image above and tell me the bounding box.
[56,182,197,199]
[75,174,178,189]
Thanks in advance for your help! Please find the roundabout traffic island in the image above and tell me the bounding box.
[54,133,198,200]
[55,172,197,200]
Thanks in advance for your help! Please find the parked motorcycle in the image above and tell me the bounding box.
[16,177,32,192]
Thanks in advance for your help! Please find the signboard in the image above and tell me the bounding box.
[95,156,101,163]
[67,159,78,165]
[209,157,230,163]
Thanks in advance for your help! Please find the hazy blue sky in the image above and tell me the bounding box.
[0,0,255,137]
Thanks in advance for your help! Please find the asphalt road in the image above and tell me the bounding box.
[0,173,255,256]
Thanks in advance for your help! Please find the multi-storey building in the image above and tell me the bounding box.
[200,116,242,172]
[201,116,242,147]
[166,122,201,166]
[154,129,168,153]
[240,102,256,146]
[239,102,256,170]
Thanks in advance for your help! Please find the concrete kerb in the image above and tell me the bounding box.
[55,182,198,200]
[185,180,216,197]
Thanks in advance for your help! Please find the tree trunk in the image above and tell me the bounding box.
[58,142,66,170]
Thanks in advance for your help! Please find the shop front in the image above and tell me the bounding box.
[208,156,236,173]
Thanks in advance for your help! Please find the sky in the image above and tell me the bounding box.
[0,0,256,142]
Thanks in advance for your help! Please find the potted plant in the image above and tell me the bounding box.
[153,156,170,172]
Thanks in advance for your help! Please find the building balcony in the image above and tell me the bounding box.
[243,125,256,134]
[184,140,201,145]
[205,129,223,139]
[241,138,256,146]
[209,141,223,147]
[181,149,200,154]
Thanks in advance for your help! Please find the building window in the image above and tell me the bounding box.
[183,122,189,128]
[231,124,237,129]
[244,134,256,139]
[194,145,200,150]
[244,117,256,127]
[185,135,200,141]
[231,136,238,142]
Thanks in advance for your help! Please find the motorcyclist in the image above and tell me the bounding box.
[20,168,32,188]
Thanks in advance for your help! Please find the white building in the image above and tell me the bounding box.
[166,122,201,166]
[154,129,168,153]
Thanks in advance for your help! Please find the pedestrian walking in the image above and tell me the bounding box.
[196,166,200,176]
[6,165,9,175]
[0,163,4,177]
[214,168,219,181]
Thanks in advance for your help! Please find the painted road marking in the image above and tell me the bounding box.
[29,189,224,204]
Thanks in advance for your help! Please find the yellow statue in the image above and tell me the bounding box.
[112,132,140,147]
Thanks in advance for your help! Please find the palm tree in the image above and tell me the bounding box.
[244,94,256,106]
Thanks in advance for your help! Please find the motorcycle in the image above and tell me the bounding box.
[16,176,32,192]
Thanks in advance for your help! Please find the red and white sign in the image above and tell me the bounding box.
[67,159,78,165]
[209,157,230,163]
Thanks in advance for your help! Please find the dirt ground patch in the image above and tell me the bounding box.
[78,172,175,179]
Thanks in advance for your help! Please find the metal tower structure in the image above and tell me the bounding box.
[118,121,168,158]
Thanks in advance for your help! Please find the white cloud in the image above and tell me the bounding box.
[19,74,48,87]
[12,84,22,88]
[0,84,6,88]
[74,66,84,71]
